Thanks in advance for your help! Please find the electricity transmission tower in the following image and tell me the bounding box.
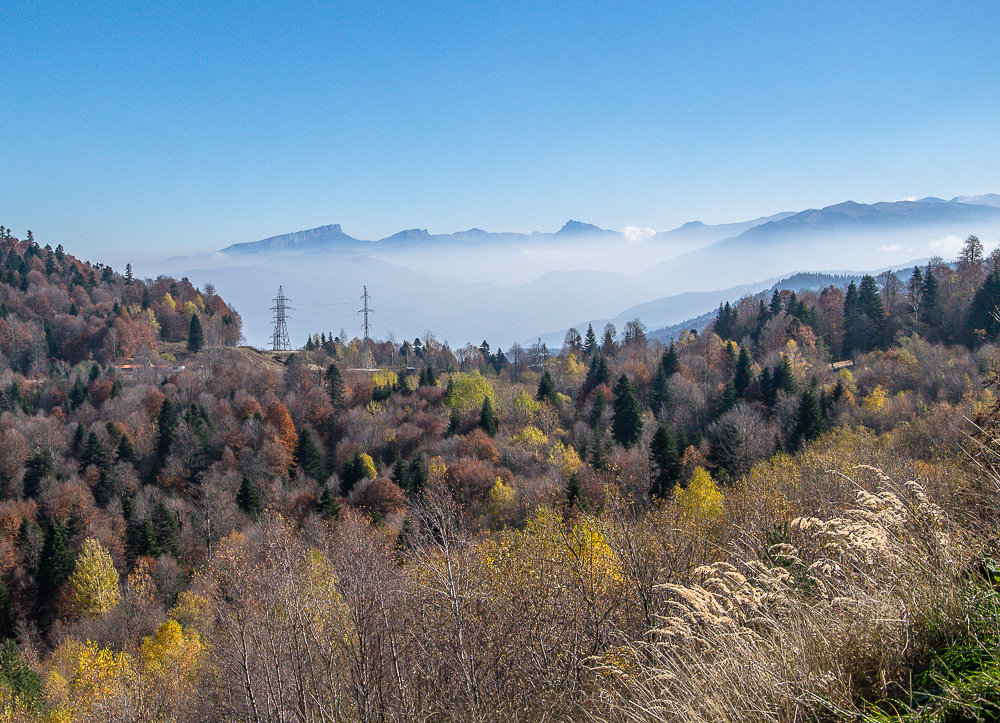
[270,286,293,351]
[358,285,374,368]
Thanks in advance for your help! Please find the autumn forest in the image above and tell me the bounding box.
[0,227,996,721]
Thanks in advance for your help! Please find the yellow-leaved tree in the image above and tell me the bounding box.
[68,538,121,618]
[140,619,205,694]
[446,372,496,414]
[675,466,724,523]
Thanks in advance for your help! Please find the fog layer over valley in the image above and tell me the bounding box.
[158,195,1000,348]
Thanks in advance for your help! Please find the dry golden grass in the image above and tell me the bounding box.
[585,467,982,723]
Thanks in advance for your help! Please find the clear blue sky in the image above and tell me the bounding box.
[3,1,1000,262]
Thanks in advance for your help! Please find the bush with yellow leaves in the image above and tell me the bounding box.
[68,538,120,618]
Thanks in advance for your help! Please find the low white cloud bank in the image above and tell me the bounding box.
[623,225,657,243]
[879,243,912,253]
[929,234,963,256]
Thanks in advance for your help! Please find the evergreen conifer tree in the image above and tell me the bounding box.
[968,270,1000,341]
[649,422,681,499]
[156,398,178,463]
[186,314,204,352]
[536,370,557,404]
[661,343,680,377]
[733,346,754,397]
[38,520,74,608]
[583,324,598,356]
[794,388,825,447]
[589,433,609,471]
[773,355,797,395]
[479,396,498,437]
[0,582,14,641]
[152,501,180,557]
[582,354,610,398]
[719,382,737,413]
[22,448,53,499]
[116,434,136,466]
[447,407,461,435]
[566,473,582,510]
[611,374,643,449]
[649,365,671,417]
[407,453,428,495]
[318,486,341,519]
[921,265,940,329]
[325,362,346,412]
[80,432,105,471]
[236,476,263,516]
[769,289,783,316]
[759,367,775,406]
[293,429,324,481]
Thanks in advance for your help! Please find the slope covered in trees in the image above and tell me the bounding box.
[0,229,998,720]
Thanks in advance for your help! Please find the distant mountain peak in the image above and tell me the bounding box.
[382,228,432,242]
[221,224,361,254]
[557,220,611,235]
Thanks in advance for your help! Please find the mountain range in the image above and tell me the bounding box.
[157,195,1000,350]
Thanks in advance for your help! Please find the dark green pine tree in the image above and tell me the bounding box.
[773,355,797,396]
[589,432,609,471]
[842,280,862,356]
[152,501,180,557]
[325,362,346,413]
[407,453,428,496]
[968,270,1000,341]
[340,453,368,496]
[768,290,783,317]
[116,433,137,466]
[661,343,680,377]
[714,302,737,340]
[536,370,557,404]
[37,519,74,608]
[22,448,53,499]
[611,374,644,450]
[583,324,598,356]
[72,423,85,453]
[293,429,325,481]
[0,639,42,710]
[156,398,178,463]
[0,580,15,640]
[582,354,610,398]
[759,367,775,407]
[236,476,263,516]
[718,382,737,413]
[921,265,940,330]
[566,473,582,511]
[858,275,888,350]
[80,432,105,471]
[186,314,204,352]
[648,365,672,418]
[67,377,88,410]
[138,519,160,557]
[794,388,825,447]
[447,407,461,435]
[479,396,498,437]
[733,346,754,398]
[589,391,607,430]
[649,422,682,499]
[318,486,341,520]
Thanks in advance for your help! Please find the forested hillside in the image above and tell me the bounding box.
[0,229,999,721]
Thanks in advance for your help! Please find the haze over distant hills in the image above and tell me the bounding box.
[158,195,1000,350]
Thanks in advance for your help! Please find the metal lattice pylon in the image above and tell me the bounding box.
[270,286,293,351]
[358,285,374,368]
